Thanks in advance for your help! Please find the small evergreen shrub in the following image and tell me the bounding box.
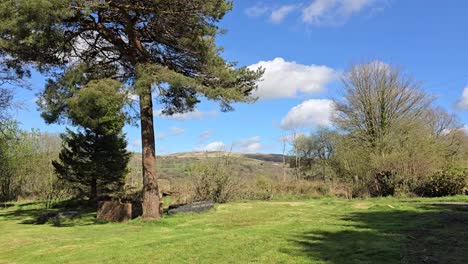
[415,168,467,197]
[369,171,397,197]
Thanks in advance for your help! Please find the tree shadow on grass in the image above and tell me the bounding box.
[286,204,468,264]
[0,202,14,209]
[0,200,108,227]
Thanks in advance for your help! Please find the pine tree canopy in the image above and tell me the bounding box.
[0,0,263,117]
[66,78,128,135]
[0,0,263,219]
[53,128,130,198]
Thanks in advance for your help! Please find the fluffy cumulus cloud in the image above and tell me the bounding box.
[196,141,226,152]
[302,0,382,25]
[280,99,335,130]
[248,58,336,99]
[234,136,263,153]
[155,109,218,121]
[270,5,298,23]
[455,87,468,110]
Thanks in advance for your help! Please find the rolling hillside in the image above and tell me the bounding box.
[126,152,290,190]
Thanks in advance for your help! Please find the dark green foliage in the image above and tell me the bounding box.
[53,129,130,199]
[0,0,263,118]
[39,64,121,125]
[415,168,467,197]
[66,78,128,134]
[369,171,397,197]
[52,77,130,199]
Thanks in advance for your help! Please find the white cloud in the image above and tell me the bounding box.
[455,87,468,110]
[461,125,468,135]
[234,136,263,153]
[270,5,297,23]
[280,99,335,130]
[248,57,336,99]
[302,0,381,26]
[155,109,218,121]
[245,5,269,17]
[196,141,226,152]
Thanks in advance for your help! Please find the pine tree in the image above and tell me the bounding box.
[0,1,263,219]
[53,129,129,200]
[52,78,130,200]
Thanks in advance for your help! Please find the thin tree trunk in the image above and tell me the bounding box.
[139,84,161,220]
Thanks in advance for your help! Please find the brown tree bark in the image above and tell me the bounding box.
[139,84,161,220]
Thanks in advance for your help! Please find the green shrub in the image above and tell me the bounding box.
[368,171,397,197]
[188,158,240,203]
[415,168,467,197]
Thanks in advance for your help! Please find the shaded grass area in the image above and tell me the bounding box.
[0,196,467,263]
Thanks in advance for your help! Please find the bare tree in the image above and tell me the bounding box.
[280,134,290,181]
[424,106,459,138]
[333,62,433,153]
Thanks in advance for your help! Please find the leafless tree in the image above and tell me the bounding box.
[333,62,433,153]
[424,106,459,138]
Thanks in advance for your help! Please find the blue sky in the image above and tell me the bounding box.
[11,0,468,154]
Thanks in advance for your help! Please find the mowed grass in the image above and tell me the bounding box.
[0,196,467,264]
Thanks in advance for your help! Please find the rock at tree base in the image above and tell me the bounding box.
[167,201,214,215]
[97,201,133,222]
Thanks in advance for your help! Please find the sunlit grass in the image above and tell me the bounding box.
[0,196,467,264]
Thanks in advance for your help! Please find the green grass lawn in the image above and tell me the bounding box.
[1,196,467,264]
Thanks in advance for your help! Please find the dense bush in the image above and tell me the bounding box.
[188,158,240,203]
[368,171,397,197]
[1,128,68,202]
[414,168,467,197]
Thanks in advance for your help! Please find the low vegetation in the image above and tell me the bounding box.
[1,196,467,263]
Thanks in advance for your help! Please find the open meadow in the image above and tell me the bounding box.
[1,1,468,264]
[1,196,467,264]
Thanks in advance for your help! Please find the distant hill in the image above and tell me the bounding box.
[164,151,286,163]
[127,152,290,187]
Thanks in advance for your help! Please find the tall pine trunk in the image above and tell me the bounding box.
[139,84,161,219]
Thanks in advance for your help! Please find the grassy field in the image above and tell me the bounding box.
[1,196,467,264]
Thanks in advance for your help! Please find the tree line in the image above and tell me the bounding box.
[288,62,467,197]
[0,1,466,214]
